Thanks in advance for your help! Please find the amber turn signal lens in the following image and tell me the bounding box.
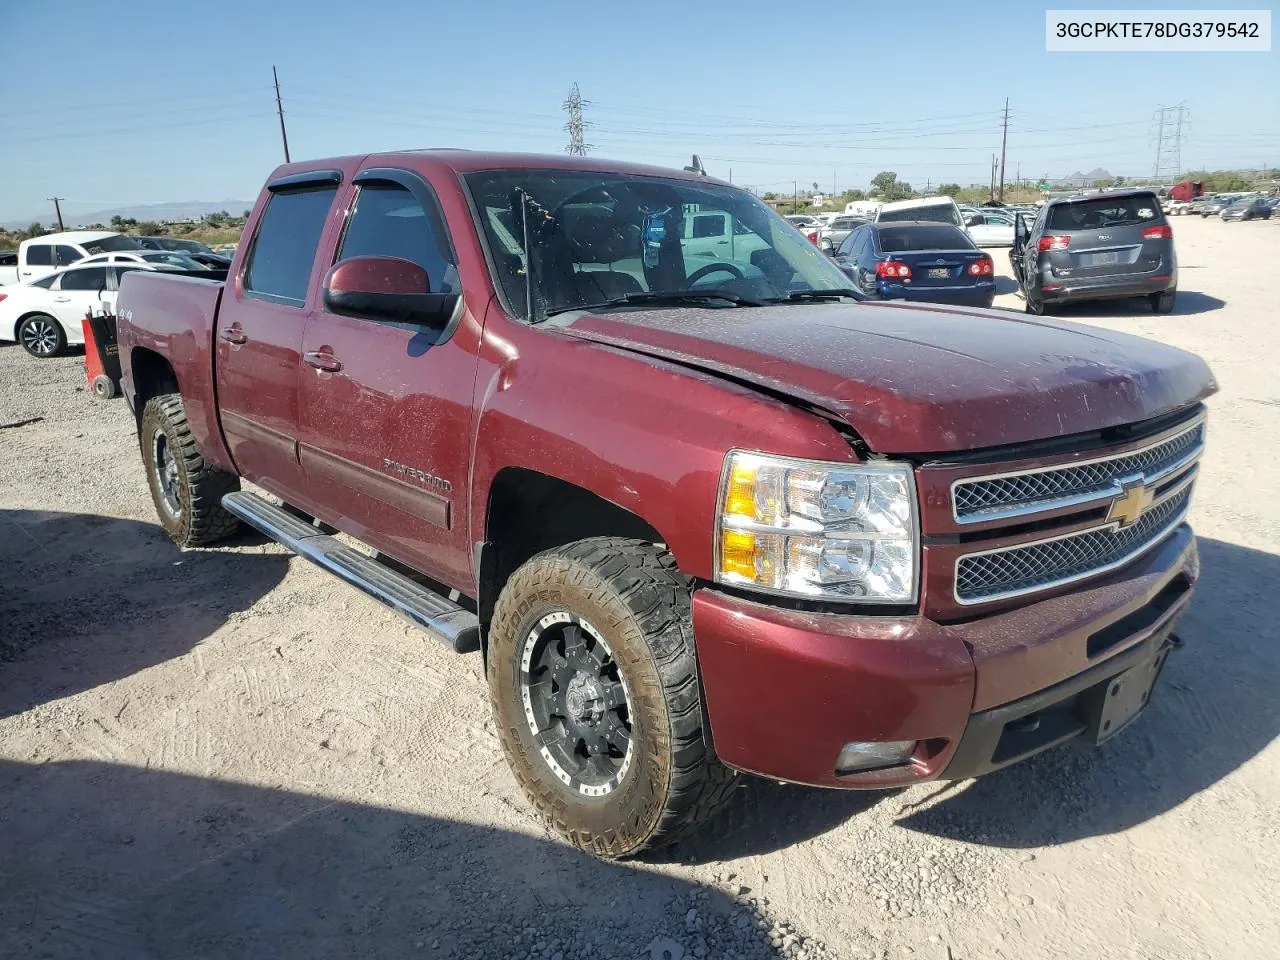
[719,529,757,579]
[723,462,757,518]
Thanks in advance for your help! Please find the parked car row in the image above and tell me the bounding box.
[1,230,228,286]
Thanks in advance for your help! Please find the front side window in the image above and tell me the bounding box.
[244,185,338,303]
[465,169,855,320]
[338,182,456,292]
[58,267,110,291]
[54,245,82,266]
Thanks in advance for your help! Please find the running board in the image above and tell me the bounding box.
[222,491,480,653]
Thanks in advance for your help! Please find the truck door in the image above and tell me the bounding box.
[214,171,343,505]
[296,166,479,588]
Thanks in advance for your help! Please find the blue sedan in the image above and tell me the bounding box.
[832,222,996,308]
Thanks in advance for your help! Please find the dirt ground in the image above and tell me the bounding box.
[2,214,1277,960]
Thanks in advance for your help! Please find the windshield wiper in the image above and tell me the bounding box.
[771,288,861,303]
[546,289,766,317]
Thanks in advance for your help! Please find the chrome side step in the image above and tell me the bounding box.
[222,491,480,653]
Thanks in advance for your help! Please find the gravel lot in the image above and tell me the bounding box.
[2,214,1277,960]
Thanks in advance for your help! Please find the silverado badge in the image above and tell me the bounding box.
[1106,480,1155,528]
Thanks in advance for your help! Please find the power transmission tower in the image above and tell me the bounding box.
[1151,102,1188,182]
[273,66,291,163]
[563,83,592,156]
[47,197,65,231]
[998,98,1010,202]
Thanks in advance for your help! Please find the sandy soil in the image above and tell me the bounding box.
[1,213,1277,960]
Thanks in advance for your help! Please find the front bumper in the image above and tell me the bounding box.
[694,525,1198,789]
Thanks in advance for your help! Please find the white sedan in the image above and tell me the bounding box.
[0,262,163,357]
[964,212,1016,247]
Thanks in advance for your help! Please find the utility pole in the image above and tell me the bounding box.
[562,83,592,156]
[794,181,799,213]
[47,197,65,231]
[998,98,1010,202]
[273,66,291,163]
[990,155,996,199]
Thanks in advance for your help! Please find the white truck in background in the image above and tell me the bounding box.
[10,231,141,284]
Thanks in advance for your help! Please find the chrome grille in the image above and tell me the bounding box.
[955,484,1192,604]
[952,421,1203,522]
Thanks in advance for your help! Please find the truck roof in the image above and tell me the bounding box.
[19,230,121,246]
[271,149,726,184]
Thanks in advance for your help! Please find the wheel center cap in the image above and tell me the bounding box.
[565,674,604,724]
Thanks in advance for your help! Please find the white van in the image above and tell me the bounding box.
[874,197,965,228]
[14,231,141,283]
[843,200,881,218]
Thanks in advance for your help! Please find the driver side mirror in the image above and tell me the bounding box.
[1013,215,1029,249]
[322,256,458,329]
[965,214,983,227]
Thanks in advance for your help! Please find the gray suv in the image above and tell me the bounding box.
[1011,191,1177,315]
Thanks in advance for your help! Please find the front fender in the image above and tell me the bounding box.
[467,313,856,581]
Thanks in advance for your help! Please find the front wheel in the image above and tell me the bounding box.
[140,394,241,547]
[18,314,66,358]
[487,537,736,858]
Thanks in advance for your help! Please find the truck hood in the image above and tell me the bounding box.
[559,300,1216,454]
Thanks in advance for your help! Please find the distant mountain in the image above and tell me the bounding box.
[1052,168,1115,187]
[2,200,255,231]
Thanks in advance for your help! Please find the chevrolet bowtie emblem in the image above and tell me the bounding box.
[1107,481,1155,528]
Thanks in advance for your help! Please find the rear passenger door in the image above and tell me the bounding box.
[296,166,477,587]
[215,170,343,505]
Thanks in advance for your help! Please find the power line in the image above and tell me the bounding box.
[563,83,592,156]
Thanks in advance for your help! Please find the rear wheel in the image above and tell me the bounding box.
[18,314,65,358]
[1024,294,1047,316]
[1150,289,1177,315]
[487,537,736,858]
[140,394,241,547]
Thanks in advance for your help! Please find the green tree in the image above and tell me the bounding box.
[110,215,123,229]
[839,188,866,203]
[205,210,229,227]
[938,183,962,196]
[136,220,162,235]
[762,192,778,201]
[870,171,913,200]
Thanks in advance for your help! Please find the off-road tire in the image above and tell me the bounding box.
[1151,289,1177,315]
[487,537,736,858]
[140,393,240,547]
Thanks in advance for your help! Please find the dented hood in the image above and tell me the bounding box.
[561,300,1217,454]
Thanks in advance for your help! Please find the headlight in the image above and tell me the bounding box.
[715,451,917,603]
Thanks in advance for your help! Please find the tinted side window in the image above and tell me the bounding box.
[244,185,338,304]
[25,245,52,266]
[58,267,109,291]
[337,183,456,293]
[692,214,726,238]
[54,245,82,266]
[836,230,859,257]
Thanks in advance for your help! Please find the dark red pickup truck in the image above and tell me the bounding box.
[117,151,1215,857]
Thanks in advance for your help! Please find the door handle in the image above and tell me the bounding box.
[304,351,343,372]
[219,326,247,345]
[52,296,71,302]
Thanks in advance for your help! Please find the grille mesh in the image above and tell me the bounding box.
[953,423,1203,520]
[956,486,1192,602]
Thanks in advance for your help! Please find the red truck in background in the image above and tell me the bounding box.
[116,151,1215,858]
[1169,180,1205,202]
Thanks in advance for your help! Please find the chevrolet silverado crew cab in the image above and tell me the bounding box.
[117,151,1216,858]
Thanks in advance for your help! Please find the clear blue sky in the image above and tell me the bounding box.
[1,0,1276,223]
